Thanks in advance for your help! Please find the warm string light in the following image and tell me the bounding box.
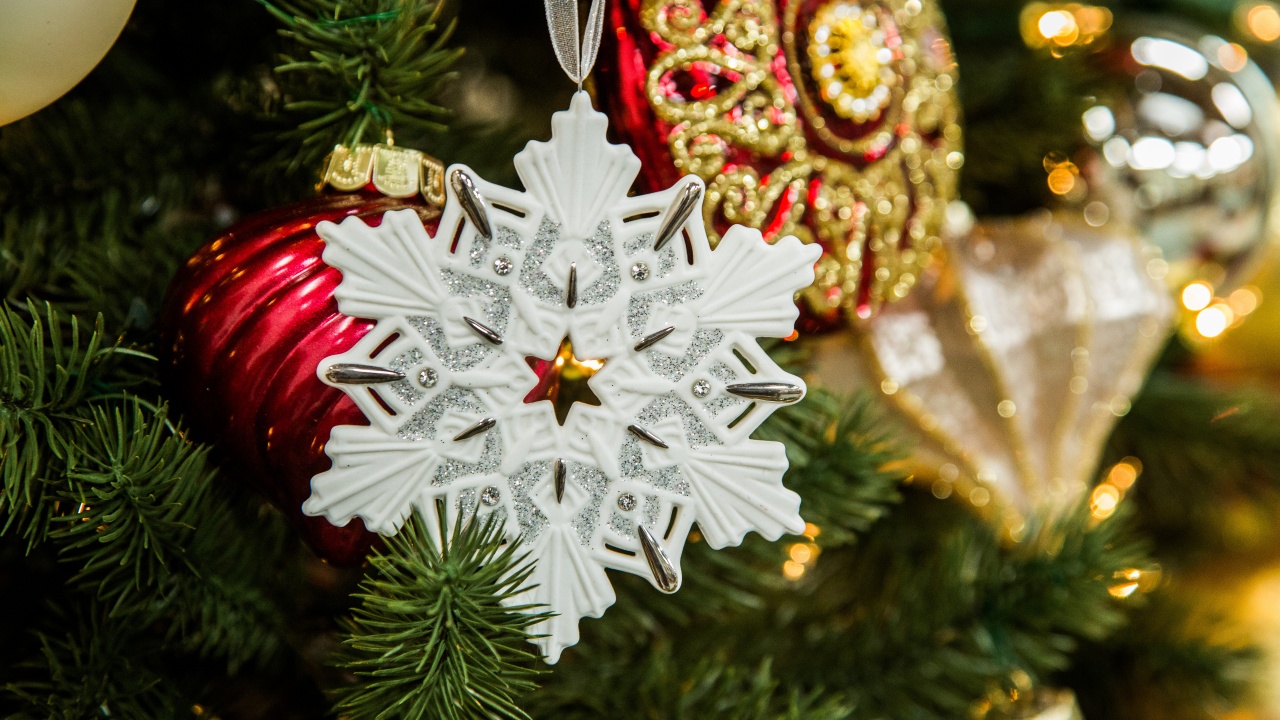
[1108,565,1163,598]
[783,523,822,580]
[1043,152,1083,198]
[1091,457,1142,522]
[1178,282,1261,340]
[1239,1,1280,42]
[1020,2,1113,50]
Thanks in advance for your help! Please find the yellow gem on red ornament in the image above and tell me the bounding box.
[808,2,895,122]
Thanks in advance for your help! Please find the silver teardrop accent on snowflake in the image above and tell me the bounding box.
[725,383,804,403]
[654,182,702,252]
[325,364,405,385]
[638,524,679,593]
[451,169,493,240]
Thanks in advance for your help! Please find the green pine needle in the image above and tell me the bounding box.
[1,601,189,720]
[333,509,548,720]
[259,0,463,176]
[761,389,906,547]
[0,304,141,545]
[52,402,210,611]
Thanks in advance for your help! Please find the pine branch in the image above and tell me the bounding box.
[0,600,191,720]
[584,388,905,654]
[1107,371,1280,559]
[1066,592,1260,720]
[332,510,547,720]
[51,402,210,612]
[259,0,463,177]
[526,648,855,720]
[760,389,905,547]
[778,495,1149,719]
[0,99,223,329]
[155,493,299,674]
[0,304,142,545]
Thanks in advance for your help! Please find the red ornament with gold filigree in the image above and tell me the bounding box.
[596,0,963,327]
[159,145,445,564]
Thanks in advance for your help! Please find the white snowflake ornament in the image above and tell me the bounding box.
[305,91,821,663]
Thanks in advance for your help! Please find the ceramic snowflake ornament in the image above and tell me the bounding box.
[304,90,819,662]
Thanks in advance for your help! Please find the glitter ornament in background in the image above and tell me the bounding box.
[307,91,819,663]
[596,0,963,328]
[810,212,1173,525]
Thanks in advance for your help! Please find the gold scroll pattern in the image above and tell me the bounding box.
[640,0,962,319]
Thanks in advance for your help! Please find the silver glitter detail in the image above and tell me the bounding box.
[570,464,610,546]
[627,281,704,338]
[638,392,723,448]
[647,328,724,382]
[691,379,711,398]
[618,438,691,495]
[704,396,745,417]
[405,269,512,372]
[435,429,501,478]
[609,511,632,537]
[520,218,566,304]
[710,362,738,384]
[496,225,523,250]
[507,462,549,540]
[408,316,492,372]
[630,262,650,281]
[617,493,637,511]
[397,387,485,442]
[441,269,511,329]
[624,233,652,256]
[468,231,491,268]
[579,221,622,305]
[623,233,677,278]
[701,364,746,418]
[643,496,662,530]
[650,467,687,494]
[520,219,621,306]
[658,245,677,278]
[481,485,501,506]
[418,368,439,388]
[456,487,479,520]
[493,256,513,276]
[386,349,425,405]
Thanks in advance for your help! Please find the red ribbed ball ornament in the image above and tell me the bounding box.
[160,151,443,565]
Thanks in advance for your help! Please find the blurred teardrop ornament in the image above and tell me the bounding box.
[595,0,963,329]
[1070,21,1280,300]
[811,212,1173,518]
[0,0,137,126]
[160,145,446,565]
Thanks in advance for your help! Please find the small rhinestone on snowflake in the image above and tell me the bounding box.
[617,493,637,511]
[630,262,650,281]
[692,379,711,398]
[494,256,514,276]
[418,368,439,388]
[481,486,501,506]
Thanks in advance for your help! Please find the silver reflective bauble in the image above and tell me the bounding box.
[1074,21,1280,296]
